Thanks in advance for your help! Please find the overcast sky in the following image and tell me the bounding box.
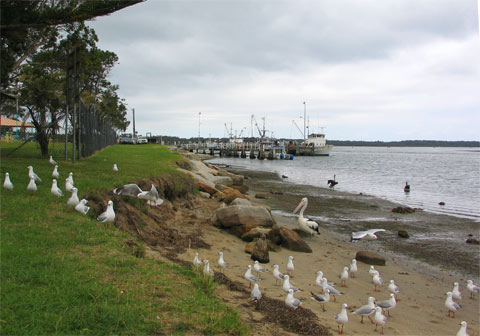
[87,0,480,141]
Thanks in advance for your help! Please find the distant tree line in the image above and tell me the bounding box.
[327,140,480,147]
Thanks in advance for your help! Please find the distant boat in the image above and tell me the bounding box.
[289,132,333,156]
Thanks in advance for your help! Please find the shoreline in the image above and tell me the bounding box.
[217,165,480,282]
[174,156,480,335]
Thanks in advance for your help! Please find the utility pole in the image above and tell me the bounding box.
[132,108,136,139]
[303,101,306,140]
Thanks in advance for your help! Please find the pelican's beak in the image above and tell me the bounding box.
[293,200,304,214]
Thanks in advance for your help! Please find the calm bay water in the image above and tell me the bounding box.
[209,146,480,222]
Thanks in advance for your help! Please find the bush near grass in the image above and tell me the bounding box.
[1,142,248,335]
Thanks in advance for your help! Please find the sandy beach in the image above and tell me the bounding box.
[172,159,479,336]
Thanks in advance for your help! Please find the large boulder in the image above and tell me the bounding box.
[215,205,275,228]
[195,182,218,195]
[241,227,272,242]
[355,251,386,266]
[222,188,249,204]
[267,227,312,253]
[250,234,269,263]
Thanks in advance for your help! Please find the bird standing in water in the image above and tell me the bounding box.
[404,182,410,192]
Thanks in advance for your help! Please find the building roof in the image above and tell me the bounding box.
[0,116,35,128]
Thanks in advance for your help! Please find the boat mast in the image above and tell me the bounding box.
[303,102,306,140]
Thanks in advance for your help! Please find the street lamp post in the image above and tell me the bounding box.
[198,112,201,151]
[303,102,306,140]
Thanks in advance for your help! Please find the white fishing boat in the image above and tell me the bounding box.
[300,132,333,156]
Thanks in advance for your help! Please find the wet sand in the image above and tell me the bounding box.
[174,163,479,336]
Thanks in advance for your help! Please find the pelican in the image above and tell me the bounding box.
[351,229,386,242]
[293,197,319,237]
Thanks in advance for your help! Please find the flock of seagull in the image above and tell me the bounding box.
[3,156,163,223]
[192,196,478,335]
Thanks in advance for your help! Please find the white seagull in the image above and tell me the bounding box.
[320,278,343,302]
[466,280,480,299]
[315,271,335,289]
[244,265,261,288]
[67,187,80,207]
[285,289,302,310]
[113,184,163,208]
[373,273,384,292]
[113,163,119,172]
[67,172,74,185]
[352,296,376,324]
[287,256,295,276]
[193,253,202,268]
[27,177,37,192]
[335,303,349,334]
[456,321,469,336]
[27,166,42,183]
[65,177,74,192]
[293,197,320,237]
[311,289,330,311]
[217,252,227,272]
[349,259,357,278]
[388,280,400,301]
[452,282,462,300]
[273,264,284,285]
[373,306,387,334]
[52,165,59,179]
[3,172,13,190]
[375,293,396,317]
[75,199,90,215]
[51,179,63,197]
[339,266,349,287]
[351,229,386,242]
[253,260,269,278]
[97,200,115,223]
[282,274,300,293]
[251,283,262,303]
[49,155,57,165]
[445,291,461,318]
[203,260,214,277]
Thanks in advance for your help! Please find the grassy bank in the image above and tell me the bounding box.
[0,142,248,335]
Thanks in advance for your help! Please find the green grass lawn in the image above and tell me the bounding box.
[0,141,248,335]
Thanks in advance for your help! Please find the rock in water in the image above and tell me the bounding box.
[355,251,386,266]
[251,234,269,263]
[398,230,410,238]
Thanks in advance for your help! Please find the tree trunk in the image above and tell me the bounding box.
[36,130,49,157]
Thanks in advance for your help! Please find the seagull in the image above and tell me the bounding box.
[373,306,387,334]
[137,184,164,208]
[287,256,294,276]
[193,253,202,268]
[75,199,90,215]
[404,182,410,193]
[466,280,480,299]
[67,187,80,207]
[285,289,302,310]
[113,163,119,172]
[65,178,74,193]
[253,260,269,278]
[3,172,13,190]
[49,155,57,165]
[335,303,349,334]
[217,252,227,272]
[339,266,349,287]
[320,278,343,302]
[97,200,115,223]
[315,271,335,289]
[52,165,59,179]
[282,275,300,293]
[445,292,461,318]
[369,266,379,280]
[27,177,37,192]
[273,264,284,285]
[327,174,338,188]
[244,265,261,288]
[452,282,462,300]
[251,283,262,303]
[27,166,42,183]
[373,273,384,291]
[293,197,320,237]
[67,172,74,185]
[375,293,396,317]
[203,260,214,277]
[113,183,143,196]
[311,289,330,311]
[352,297,376,324]
[456,321,469,336]
[51,179,63,197]
[388,280,400,301]
[351,229,386,242]
[349,259,357,278]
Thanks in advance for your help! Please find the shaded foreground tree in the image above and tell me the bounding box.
[1,0,144,89]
